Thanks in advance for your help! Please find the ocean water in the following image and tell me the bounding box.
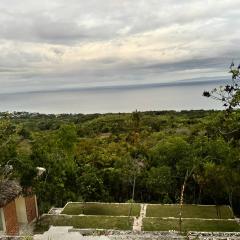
[0,82,223,114]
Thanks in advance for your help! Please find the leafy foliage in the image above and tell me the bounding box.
[203,61,240,111]
[0,110,240,216]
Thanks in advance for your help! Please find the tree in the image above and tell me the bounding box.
[146,166,172,202]
[0,120,18,163]
[57,124,77,152]
[179,167,195,233]
[76,164,108,201]
[203,63,240,214]
[0,160,14,183]
[203,62,240,111]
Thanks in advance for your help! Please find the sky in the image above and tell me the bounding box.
[0,0,240,94]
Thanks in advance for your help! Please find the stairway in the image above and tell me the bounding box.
[132,204,147,232]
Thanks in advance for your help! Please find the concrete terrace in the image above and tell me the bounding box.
[33,202,240,238]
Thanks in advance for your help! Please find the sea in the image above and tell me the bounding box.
[0,80,225,114]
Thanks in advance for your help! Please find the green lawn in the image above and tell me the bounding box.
[34,203,238,234]
[61,202,141,216]
[146,204,233,219]
[35,214,134,233]
[143,218,240,232]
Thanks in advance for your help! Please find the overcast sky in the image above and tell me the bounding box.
[0,0,240,94]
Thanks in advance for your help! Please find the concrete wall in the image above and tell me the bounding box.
[15,197,27,224]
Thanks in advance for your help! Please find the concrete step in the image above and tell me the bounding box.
[34,226,83,240]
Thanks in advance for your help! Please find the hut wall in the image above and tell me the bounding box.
[3,201,19,235]
[25,195,37,223]
[15,196,28,224]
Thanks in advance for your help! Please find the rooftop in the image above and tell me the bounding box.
[0,180,22,208]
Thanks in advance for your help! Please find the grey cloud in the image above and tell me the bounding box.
[0,0,240,94]
[0,14,115,43]
[0,0,239,44]
[140,58,233,72]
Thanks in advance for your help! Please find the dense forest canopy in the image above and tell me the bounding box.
[0,109,240,216]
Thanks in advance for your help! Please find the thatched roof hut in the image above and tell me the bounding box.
[0,180,22,208]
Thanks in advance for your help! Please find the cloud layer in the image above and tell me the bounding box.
[0,0,240,93]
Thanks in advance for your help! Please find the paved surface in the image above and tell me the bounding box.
[133,204,147,232]
[33,228,185,240]
[33,228,240,240]
[19,222,35,236]
[34,226,84,240]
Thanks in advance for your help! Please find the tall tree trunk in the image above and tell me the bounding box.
[197,187,202,204]
[128,173,136,220]
[179,167,195,233]
[228,190,234,217]
[179,171,188,233]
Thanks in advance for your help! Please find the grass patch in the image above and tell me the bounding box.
[143,218,240,232]
[146,204,233,219]
[62,202,140,216]
[35,214,134,233]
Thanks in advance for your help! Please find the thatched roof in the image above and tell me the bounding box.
[0,180,22,208]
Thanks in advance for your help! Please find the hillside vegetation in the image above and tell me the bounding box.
[0,110,240,216]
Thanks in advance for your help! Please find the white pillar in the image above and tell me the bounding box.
[0,208,6,233]
[15,196,28,224]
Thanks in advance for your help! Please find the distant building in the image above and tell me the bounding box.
[0,180,38,235]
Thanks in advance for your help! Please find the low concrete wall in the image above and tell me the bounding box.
[187,231,240,239]
[0,237,24,240]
